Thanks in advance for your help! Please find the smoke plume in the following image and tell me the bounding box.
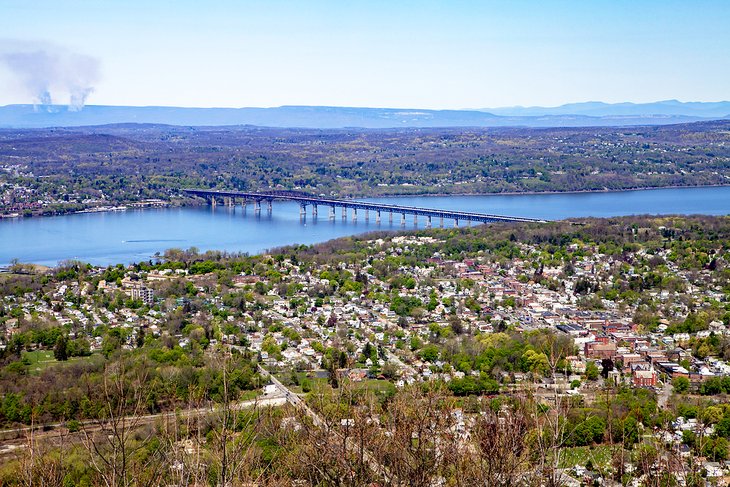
[0,39,100,111]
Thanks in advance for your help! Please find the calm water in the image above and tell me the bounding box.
[2,186,729,267]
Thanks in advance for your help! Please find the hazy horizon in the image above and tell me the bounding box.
[2,99,730,111]
[2,0,730,110]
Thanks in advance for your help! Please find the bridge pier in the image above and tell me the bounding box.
[376,210,381,224]
[401,213,406,226]
[352,208,357,221]
[267,200,273,213]
[299,203,306,218]
[183,190,545,226]
[426,216,432,228]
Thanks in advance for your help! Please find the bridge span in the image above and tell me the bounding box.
[182,189,547,227]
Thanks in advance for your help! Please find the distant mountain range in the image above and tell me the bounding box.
[483,100,730,118]
[1,100,729,129]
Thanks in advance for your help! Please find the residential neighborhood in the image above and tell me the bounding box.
[2,216,730,483]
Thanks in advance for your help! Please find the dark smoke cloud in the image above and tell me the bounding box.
[0,39,100,111]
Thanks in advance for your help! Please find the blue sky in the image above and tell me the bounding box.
[1,0,729,108]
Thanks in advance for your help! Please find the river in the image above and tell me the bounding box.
[2,186,729,267]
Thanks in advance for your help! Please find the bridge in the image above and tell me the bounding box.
[182,188,547,227]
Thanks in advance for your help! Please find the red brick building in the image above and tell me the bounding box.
[633,368,658,387]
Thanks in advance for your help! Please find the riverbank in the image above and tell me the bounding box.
[5,183,730,220]
[0,199,172,219]
[3,186,730,268]
[358,182,730,199]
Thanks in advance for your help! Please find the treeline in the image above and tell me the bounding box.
[0,345,259,427]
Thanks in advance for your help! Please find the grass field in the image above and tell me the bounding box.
[22,350,55,372]
[22,350,99,374]
[275,371,328,393]
[558,445,617,469]
[238,389,262,401]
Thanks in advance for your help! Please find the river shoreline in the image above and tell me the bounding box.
[3,185,730,268]
[362,183,730,199]
[3,183,730,220]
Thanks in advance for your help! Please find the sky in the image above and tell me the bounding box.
[0,0,729,109]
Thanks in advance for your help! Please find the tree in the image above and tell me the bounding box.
[715,417,730,438]
[136,328,145,348]
[381,362,399,380]
[523,349,549,375]
[449,315,464,335]
[672,376,690,394]
[461,403,529,484]
[53,335,68,361]
[585,361,599,381]
[600,358,614,379]
[419,345,439,363]
[81,360,162,487]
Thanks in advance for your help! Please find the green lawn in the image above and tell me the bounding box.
[362,379,397,396]
[22,350,55,369]
[275,371,328,393]
[239,389,262,401]
[22,350,99,374]
[558,445,617,469]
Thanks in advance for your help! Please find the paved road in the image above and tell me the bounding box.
[385,349,417,377]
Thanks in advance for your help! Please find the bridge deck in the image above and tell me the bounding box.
[182,189,547,224]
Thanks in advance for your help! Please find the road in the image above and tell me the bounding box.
[258,365,392,483]
[657,380,672,409]
[385,349,417,377]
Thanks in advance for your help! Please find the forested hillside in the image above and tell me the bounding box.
[2,121,730,216]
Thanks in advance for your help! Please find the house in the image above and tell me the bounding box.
[703,462,723,479]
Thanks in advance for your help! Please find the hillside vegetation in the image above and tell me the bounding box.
[1,121,730,216]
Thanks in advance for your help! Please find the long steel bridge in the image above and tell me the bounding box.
[182,188,547,226]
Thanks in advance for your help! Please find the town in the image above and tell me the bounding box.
[1,215,729,484]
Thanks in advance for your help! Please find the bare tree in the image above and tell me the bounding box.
[81,359,163,487]
[16,417,67,487]
[375,385,459,486]
[458,402,530,486]
[282,381,381,486]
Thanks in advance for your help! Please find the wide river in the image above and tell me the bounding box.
[2,186,729,267]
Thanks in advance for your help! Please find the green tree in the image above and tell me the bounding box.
[419,345,440,362]
[672,376,690,394]
[585,361,599,381]
[53,334,69,361]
